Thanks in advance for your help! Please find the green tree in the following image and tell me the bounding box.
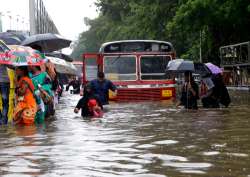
[72,0,250,64]
[167,0,250,63]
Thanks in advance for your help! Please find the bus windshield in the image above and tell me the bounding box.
[140,55,171,80]
[104,55,137,81]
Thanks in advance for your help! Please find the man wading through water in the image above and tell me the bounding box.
[90,72,117,105]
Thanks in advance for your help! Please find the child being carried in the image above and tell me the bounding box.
[74,83,103,118]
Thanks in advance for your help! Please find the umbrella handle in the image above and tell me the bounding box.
[187,73,190,109]
[186,72,192,109]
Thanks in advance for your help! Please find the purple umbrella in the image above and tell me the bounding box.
[205,62,223,74]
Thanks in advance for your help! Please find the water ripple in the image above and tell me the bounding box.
[0,91,249,176]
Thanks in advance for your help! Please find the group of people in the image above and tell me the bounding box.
[0,62,62,126]
[177,71,231,109]
[74,71,117,118]
[73,71,231,118]
[1,64,231,124]
[66,77,81,94]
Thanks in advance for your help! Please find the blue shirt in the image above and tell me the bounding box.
[90,79,116,105]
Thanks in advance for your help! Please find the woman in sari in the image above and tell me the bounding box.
[42,61,60,108]
[28,66,53,123]
[13,66,37,125]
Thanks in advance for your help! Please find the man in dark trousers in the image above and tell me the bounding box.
[74,83,103,117]
[66,77,81,94]
[90,72,117,105]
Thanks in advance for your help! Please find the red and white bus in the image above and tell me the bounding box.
[82,40,176,101]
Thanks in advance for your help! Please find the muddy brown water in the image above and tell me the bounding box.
[0,90,249,177]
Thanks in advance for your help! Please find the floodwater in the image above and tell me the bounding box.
[0,91,250,177]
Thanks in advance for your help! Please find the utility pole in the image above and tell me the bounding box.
[16,14,20,31]
[199,30,202,63]
[22,17,25,31]
[0,12,3,32]
[7,11,12,30]
[29,0,36,34]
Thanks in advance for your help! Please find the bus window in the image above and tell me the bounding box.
[151,43,159,51]
[160,43,171,52]
[101,41,174,53]
[122,42,144,52]
[85,58,98,81]
[140,55,171,80]
[104,43,121,53]
[104,55,137,81]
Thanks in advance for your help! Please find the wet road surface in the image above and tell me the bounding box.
[0,91,250,177]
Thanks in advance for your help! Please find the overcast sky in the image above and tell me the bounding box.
[43,0,98,40]
[0,0,98,40]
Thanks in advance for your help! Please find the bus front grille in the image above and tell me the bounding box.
[116,88,162,101]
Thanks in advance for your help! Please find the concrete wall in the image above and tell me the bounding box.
[29,0,59,35]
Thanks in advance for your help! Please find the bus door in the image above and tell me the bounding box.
[82,53,100,83]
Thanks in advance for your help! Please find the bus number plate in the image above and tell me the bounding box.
[162,90,172,97]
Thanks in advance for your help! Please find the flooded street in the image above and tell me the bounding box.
[0,91,250,177]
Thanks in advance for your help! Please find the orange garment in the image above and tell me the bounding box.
[13,76,37,125]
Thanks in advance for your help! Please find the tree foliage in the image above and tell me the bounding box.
[71,0,250,64]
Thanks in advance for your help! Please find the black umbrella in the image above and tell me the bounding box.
[194,62,211,77]
[166,59,211,76]
[6,30,27,41]
[0,40,10,52]
[0,32,24,45]
[166,59,194,72]
[166,59,211,109]
[166,59,195,108]
[21,33,72,53]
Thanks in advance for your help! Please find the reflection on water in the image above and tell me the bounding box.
[0,90,250,177]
